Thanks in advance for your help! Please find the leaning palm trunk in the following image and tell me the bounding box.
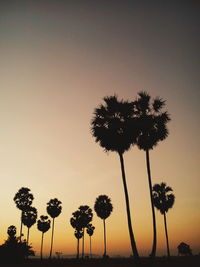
[103,218,107,256]
[119,152,139,259]
[146,149,157,257]
[164,212,170,258]
[40,232,44,260]
[49,218,55,259]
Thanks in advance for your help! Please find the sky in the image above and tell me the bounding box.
[0,0,199,257]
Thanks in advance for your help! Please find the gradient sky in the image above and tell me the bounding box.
[0,0,199,257]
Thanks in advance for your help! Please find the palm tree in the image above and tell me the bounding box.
[86,224,95,258]
[152,182,175,258]
[37,215,51,260]
[91,95,139,259]
[7,225,17,238]
[94,195,113,257]
[134,92,170,257]
[22,206,37,245]
[47,198,62,259]
[74,229,83,259]
[13,187,34,242]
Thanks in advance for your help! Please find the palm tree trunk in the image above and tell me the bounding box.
[82,228,85,259]
[90,236,92,258]
[119,152,139,259]
[164,212,170,258]
[20,211,23,242]
[146,149,157,258]
[77,238,80,259]
[49,218,55,259]
[103,219,107,256]
[40,232,44,260]
[27,227,30,245]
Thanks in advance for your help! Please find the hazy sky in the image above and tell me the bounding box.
[0,0,199,257]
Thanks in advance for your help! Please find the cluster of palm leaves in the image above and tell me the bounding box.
[91,92,175,259]
[13,188,62,260]
[70,195,113,259]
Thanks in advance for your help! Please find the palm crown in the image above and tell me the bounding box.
[13,187,34,211]
[91,95,138,154]
[47,198,62,218]
[7,225,16,238]
[153,182,175,214]
[134,91,170,150]
[37,215,51,233]
[86,223,95,236]
[94,195,113,220]
[22,206,38,228]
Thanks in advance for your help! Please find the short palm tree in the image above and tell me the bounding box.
[134,92,170,257]
[152,182,175,258]
[7,225,17,238]
[47,198,62,259]
[22,206,37,245]
[86,223,95,258]
[91,95,139,259]
[37,215,51,260]
[74,229,83,259]
[94,195,113,257]
[13,187,34,242]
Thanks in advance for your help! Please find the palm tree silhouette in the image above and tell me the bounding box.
[91,95,139,259]
[47,198,62,259]
[86,223,95,258]
[134,92,170,257]
[74,229,83,259]
[152,182,175,258]
[22,206,37,245]
[13,187,34,242]
[7,225,17,238]
[94,195,113,257]
[37,215,51,260]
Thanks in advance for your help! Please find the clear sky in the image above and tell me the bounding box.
[0,0,199,257]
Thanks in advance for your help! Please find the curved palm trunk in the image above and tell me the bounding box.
[146,149,157,258]
[119,152,139,259]
[40,232,44,260]
[82,228,85,259]
[90,236,92,258]
[164,212,170,258]
[77,238,80,259]
[49,218,55,259]
[103,218,107,257]
[27,227,30,245]
[20,211,23,242]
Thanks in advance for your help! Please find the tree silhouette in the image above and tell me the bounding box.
[70,206,93,259]
[134,92,170,257]
[94,195,113,257]
[74,229,83,259]
[177,242,192,256]
[47,198,62,259]
[91,95,139,259]
[7,225,17,238]
[37,215,51,260]
[86,223,95,258]
[13,187,34,242]
[153,182,175,258]
[22,206,37,245]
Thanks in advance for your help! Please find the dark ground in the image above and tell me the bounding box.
[1,256,200,267]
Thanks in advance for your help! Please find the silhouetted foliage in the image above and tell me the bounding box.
[86,223,95,258]
[74,229,83,259]
[178,242,192,256]
[153,182,175,258]
[47,198,62,259]
[13,187,34,242]
[0,226,34,263]
[134,91,171,258]
[94,195,113,257]
[37,215,51,260]
[91,95,139,260]
[22,206,37,245]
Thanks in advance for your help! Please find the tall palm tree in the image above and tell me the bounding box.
[13,187,34,242]
[134,92,170,257]
[74,229,83,259]
[86,223,95,258]
[47,198,62,259]
[152,182,175,258]
[22,206,37,245]
[37,215,51,260]
[91,95,139,259]
[94,195,113,257]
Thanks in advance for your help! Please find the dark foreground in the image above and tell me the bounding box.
[1,256,200,267]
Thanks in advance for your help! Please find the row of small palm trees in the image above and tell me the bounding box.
[91,91,174,259]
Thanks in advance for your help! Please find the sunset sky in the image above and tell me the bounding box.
[0,0,199,257]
